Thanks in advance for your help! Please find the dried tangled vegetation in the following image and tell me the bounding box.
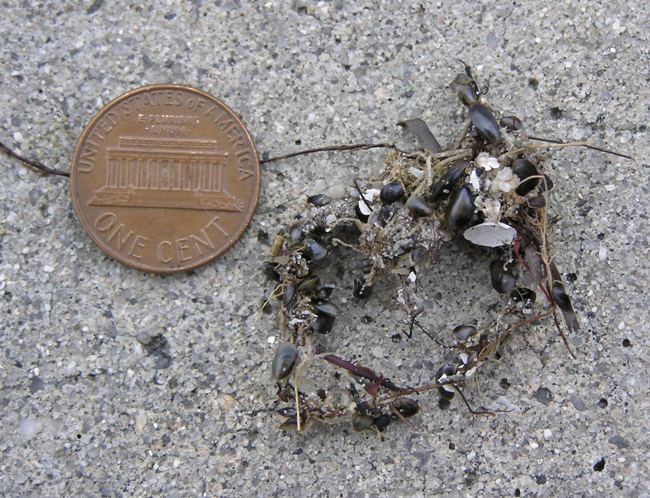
[262,63,628,434]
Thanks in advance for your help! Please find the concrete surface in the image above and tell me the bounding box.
[1,1,648,496]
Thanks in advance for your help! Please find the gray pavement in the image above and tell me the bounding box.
[1,1,649,496]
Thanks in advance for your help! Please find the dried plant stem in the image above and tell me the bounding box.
[536,185,577,358]
[454,386,496,416]
[499,140,631,162]
[260,142,411,164]
[528,135,633,160]
[0,140,69,177]
[294,381,302,431]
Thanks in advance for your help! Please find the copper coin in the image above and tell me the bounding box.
[70,84,260,273]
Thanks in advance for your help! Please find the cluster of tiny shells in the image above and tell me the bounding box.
[264,65,579,434]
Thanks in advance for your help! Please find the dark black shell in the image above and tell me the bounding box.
[436,363,457,398]
[436,363,456,381]
[393,398,420,418]
[314,301,337,317]
[373,414,392,431]
[380,182,405,204]
[447,186,475,230]
[526,196,546,209]
[304,238,327,260]
[512,158,540,195]
[438,386,455,400]
[490,260,516,294]
[510,287,536,305]
[312,315,335,334]
[271,343,298,380]
[376,204,397,226]
[469,102,501,145]
[276,407,297,418]
[457,84,479,106]
[452,325,479,344]
[315,283,335,299]
[313,302,337,334]
[262,262,280,281]
[282,285,295,307]
[453,72,479,106]
[307,194,331,207]
[499,115,524,131]
[551,283,572,311]
[406,196,432,216]
[431,160,468,201]
[278,417,298,431]
[353,274,373,299]
[297,276,320,292]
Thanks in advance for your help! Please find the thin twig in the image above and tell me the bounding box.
[294,380,301,431]
[353,178,373,212]
[0,140,69,177]
[551,307,577,359]
[319,352,405,392]
[498,137,633,161]
[527,135,633,160]
[260,142,409,164]
[454,386,496,416]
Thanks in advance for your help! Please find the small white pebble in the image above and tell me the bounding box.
[134,410,148,435]
[408,167,424,178]
[173,459,181,468]
[543,429,553,440]
[43,265,55,273]
[13,131,24,143]
[267,336,276,344]
[529,441,539,449]
[598,247,608,261]
[618,321,625,330]
[605,184,615,192]
[467,451,476,460]
[19,417,42,439]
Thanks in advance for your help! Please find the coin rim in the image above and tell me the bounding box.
[70,84,260,274]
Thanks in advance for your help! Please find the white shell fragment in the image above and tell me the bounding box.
[357,200,372,216]
[468,169,481,190]
[476,152,500,171]
[480,198,501,222]
[490,167,516,193]
[463,221,517,247]
[363,188,380,203]
[358,188,381,216]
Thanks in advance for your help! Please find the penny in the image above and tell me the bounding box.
[70,85,260,273]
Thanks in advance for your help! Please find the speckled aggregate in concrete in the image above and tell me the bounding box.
[1,1,649,497]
